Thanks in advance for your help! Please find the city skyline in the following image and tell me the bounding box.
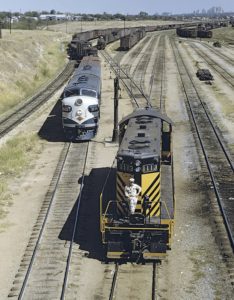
[0,0,234,15]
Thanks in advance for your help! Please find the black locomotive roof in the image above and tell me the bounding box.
[117,108,173,160]
[75,56,101,79]
[119,107,173,126]
[64,56,101,95]
[68,74,100,90]
[118,114,161,160]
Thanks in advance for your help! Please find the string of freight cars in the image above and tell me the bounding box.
[176,20,229,38]
[67,20,228,61]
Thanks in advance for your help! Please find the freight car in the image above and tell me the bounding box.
[97,36,106,50]
[61,56,101,141]
[176,27,197,38]
[120,28,146,50]
[68,22,207,59]
[67,39,98,61]
[100,107,174,261]
[197,30,213,38]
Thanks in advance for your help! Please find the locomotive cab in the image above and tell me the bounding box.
[100,107,175,262]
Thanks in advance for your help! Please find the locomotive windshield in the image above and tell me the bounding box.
[81,88,97,98]
[63,88,80,98]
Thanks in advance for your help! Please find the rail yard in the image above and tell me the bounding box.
[0,20,233,300]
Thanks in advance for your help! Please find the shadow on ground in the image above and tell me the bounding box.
[38,98,66,142]
[59,167,116,261]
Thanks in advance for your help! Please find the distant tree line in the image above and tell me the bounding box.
[0,9,232,31]
[0,10,181,31]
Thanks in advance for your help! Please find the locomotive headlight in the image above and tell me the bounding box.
[76,109,84,121]
[75,98,83,106]
[135,167,141,173]
[76,109,83,116]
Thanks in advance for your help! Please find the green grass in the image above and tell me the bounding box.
[0,30,69,116]
[0,134,42,176]
[212,27,234,44]
[0,133,43,220]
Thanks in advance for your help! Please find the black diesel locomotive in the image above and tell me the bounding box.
[100,107,175,261]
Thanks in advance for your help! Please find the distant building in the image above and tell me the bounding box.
[39,14,68,21]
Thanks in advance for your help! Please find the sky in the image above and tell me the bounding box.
[0,0,234,15]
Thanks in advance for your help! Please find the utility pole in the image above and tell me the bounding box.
[0,22,2,39]
[9,12,12,34]
[112,77,119,142]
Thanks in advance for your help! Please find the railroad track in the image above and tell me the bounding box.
[126,35,152,63]
[170,39,234,252]
[190,41,234,65]
[100,50,149,107]
[109,262,158,300]
[189,43,234,87]
[148,34,166,111]
[8,142,89,299]
[0,61,75,139]
[131,35,159,96]
[101,33,166,109]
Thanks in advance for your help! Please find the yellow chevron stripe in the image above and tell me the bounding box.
[141,172,161,217]
[150,200,161,216]
[117,186,124,198]
[150,185,160,201]
[141,173,159,197]
[116,172,132,216]
[147,192,161,216]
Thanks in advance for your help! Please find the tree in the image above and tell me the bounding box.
[25,11,39,17]
[139,11,148,17]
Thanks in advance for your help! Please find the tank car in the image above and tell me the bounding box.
[100,107,175,262]
[61,56,101,141]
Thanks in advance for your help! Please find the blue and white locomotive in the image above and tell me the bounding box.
[61,56,101,141]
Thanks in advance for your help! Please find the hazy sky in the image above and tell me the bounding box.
[1,0,233,14]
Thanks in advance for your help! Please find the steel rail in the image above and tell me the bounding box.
[171,38,234,251]
[100,50,150,107]
[130,35,158,101]
[0,61,74,139]
[175,39,234,171]
[18,142,71,299]
[109,263,119,300]
[148,34,166,111]
[190,41,234,65]
[60,142,90,300]
[190,43,234,88]
[152,262,157,300]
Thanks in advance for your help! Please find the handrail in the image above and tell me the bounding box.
[160,201,172,220]
[103,200,116,219]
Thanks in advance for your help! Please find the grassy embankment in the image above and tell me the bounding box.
[0,134,43,221]
[0,29,69,221]
[0,29,69,115]
[212,26,234,44]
